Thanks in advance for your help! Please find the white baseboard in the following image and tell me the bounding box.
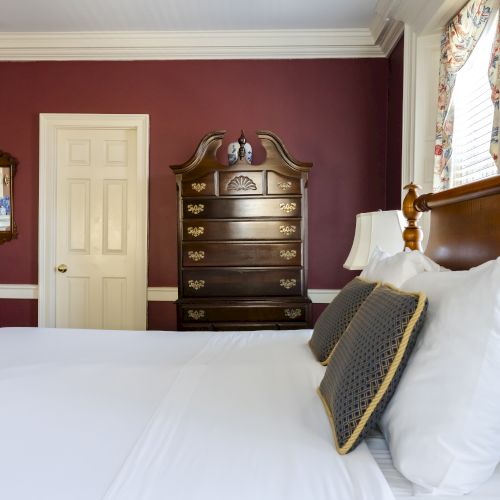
[0,285,338,304]
[147,287,178,302]
[0,284,39,299]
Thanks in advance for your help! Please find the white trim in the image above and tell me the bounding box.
[0,1,465,62]
[0,29,385,60]
[0,284,38,300]
[378,20,404,57]
[0,285,339,304]
[147,287,178,302]
[401,24,418,198]
[307,289,339,304]
[38,113,149,328]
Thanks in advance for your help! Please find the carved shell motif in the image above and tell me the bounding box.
[227,175,257,191]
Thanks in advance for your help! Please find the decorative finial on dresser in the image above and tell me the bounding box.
[238,130,246,160]
[402,182,423,252]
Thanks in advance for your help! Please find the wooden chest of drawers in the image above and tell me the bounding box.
[170,130,312,331]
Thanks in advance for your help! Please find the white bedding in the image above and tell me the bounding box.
[0,327,395,500]
[366,430,500,500]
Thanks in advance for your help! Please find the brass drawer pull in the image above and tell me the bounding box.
[280,249,297,260]
[187,226,204,237]
[187,309,205,320]
[188,250,205,262]
[280,278,296,290]
[284,308,302,319]
[188,279,205,290]
[277,181,292,191]
[191,182,206,193]
[279,202,296,214]
[279,225,296,236]
[187,203,204,215]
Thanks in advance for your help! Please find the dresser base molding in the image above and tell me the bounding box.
[0,285,339,304]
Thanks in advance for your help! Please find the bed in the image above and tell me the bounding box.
[0,176,499,500]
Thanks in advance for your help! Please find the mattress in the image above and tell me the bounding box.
[366,430,500,499]
[0,327,395,500]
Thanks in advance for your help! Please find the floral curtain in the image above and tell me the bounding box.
[489,17,500,169]
[434,0,495,191]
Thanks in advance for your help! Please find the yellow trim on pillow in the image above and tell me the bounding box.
[318,287,427,455]
[320,281,381,367]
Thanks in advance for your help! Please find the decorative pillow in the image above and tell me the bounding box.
[360,246,443,287]
[318,285,428,455]
[309,277,378,364]
[381,258,500,495]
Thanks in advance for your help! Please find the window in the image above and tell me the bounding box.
[450,9,498,188]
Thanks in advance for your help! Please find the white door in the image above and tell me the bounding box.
[52,126,146,329]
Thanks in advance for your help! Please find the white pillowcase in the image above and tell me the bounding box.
[360,247,442,287]
[381,258,500,495]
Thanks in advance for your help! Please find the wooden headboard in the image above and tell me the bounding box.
[402,176,500,270]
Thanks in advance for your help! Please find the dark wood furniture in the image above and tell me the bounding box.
[170,130,313,331]
[402,175,500,269]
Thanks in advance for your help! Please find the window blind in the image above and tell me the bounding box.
[450,10,498,188]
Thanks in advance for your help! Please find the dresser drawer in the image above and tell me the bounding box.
[181,173,216,197]
[182,242,301,267]
[182,268,303,297]
[183,197,301,219]
[180,303,308,323]
[183,220,301,241]
[267,172,301,195]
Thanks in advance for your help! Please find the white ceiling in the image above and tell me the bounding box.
[1,0,379,32]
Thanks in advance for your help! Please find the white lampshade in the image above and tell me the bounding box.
[343,210,405,270]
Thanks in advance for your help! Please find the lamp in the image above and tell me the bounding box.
[343,210,405,270]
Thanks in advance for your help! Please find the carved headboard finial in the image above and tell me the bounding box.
[238,130,246,160]
[402,182,423,252]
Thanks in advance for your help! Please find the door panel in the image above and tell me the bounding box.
[55,128,144,330]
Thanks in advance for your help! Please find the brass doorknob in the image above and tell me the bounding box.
[57,264,68,273]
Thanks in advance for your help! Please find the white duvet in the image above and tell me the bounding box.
[0,327,394,500]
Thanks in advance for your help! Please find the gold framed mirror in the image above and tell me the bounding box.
[0,150,18,244]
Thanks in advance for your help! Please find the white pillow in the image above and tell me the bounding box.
[381,258,500,495]
[360,247,442,287]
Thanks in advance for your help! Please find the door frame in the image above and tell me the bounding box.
[38,113,149,328]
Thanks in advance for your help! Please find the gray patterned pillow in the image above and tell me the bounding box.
[309,278,378,364]
[317,285,428,455]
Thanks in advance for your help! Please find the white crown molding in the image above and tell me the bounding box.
[0,29,385,61]
[370,0,401,43]
[0,284,38,300]
[0,284,339,304]
[377,19,404,56]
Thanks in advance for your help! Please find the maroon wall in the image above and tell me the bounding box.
[386,36,404,210]
[0,59,391,329]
